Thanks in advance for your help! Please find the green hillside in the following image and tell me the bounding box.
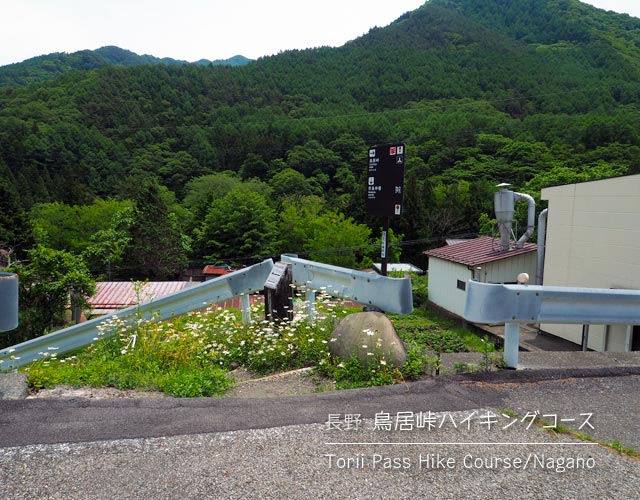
[1,0,639,276]
[0,46,252,87]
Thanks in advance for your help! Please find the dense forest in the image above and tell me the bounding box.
[1,0,639,340]
[0,46,251,87]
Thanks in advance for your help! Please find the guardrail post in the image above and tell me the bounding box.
[625,325,633,351]
[581,324,590,351]
[241,294,252,324]
[305,288,316,322]
[504,322,520,369]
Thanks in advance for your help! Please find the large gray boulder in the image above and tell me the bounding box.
[329,312,407,367]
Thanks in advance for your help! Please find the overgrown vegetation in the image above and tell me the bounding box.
[26,295,343,397]
[24,286,498,396]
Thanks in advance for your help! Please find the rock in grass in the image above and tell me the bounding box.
[329,312,406,367]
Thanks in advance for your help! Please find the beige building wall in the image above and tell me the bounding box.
[541,174,640,351]
[478,253,537,285]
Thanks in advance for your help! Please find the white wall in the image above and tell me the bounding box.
[428,252,537,318]
[427,258,471,318]
[541,174,640,351]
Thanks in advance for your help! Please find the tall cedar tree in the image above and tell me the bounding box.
[125,180,187,279]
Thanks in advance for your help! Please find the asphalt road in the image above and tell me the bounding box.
[1,368,639,499]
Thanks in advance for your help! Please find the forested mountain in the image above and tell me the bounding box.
[1,0,639,278]
[0,46,251,87]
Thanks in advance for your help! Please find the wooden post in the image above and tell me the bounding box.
[70,288,82,325]
[264,262,293,321]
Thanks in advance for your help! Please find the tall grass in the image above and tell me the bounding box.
[25,285,500,396]
[27,290,347,396]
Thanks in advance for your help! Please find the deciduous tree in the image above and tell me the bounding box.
[4,245,95,347]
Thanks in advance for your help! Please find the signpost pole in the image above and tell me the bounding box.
[381,217,389,276]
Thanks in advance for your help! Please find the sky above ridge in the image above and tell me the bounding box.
[1,0,639,66]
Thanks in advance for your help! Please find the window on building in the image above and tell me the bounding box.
[456,279,466,291]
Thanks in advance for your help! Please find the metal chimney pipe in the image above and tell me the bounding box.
[494,188,515,251]
[494,187,536,251]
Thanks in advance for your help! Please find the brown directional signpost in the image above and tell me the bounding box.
[366,143,406,276]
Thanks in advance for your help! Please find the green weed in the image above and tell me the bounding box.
[24,284,502,396]
[25,289,345,396]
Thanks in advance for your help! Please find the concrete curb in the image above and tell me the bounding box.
[3,352,639,400]
[0,372,28,400]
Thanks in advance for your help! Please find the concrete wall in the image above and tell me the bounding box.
[541,174,640,351]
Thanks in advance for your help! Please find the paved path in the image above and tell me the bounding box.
[1,368,638,499]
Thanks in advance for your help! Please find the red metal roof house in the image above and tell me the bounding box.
[88,281,194,316]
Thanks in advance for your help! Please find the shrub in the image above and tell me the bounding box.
[321,354,400,390]
[411,274,429,307]
[158,368,231,397]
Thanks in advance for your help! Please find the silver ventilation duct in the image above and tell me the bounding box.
[536,208,548,285]
[494,185,536,251]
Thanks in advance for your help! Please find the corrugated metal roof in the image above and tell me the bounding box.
[89,281,194,314]
[424,237,537,266]
[203,265,231,276]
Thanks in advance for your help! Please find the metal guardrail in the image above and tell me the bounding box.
[464,280,640,368]
[0,259,274,370]
[280,255,413,316]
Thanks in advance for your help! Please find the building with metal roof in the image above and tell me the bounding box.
[424,236,537,319]
[88,281,195,316]
[203,265,232,281]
